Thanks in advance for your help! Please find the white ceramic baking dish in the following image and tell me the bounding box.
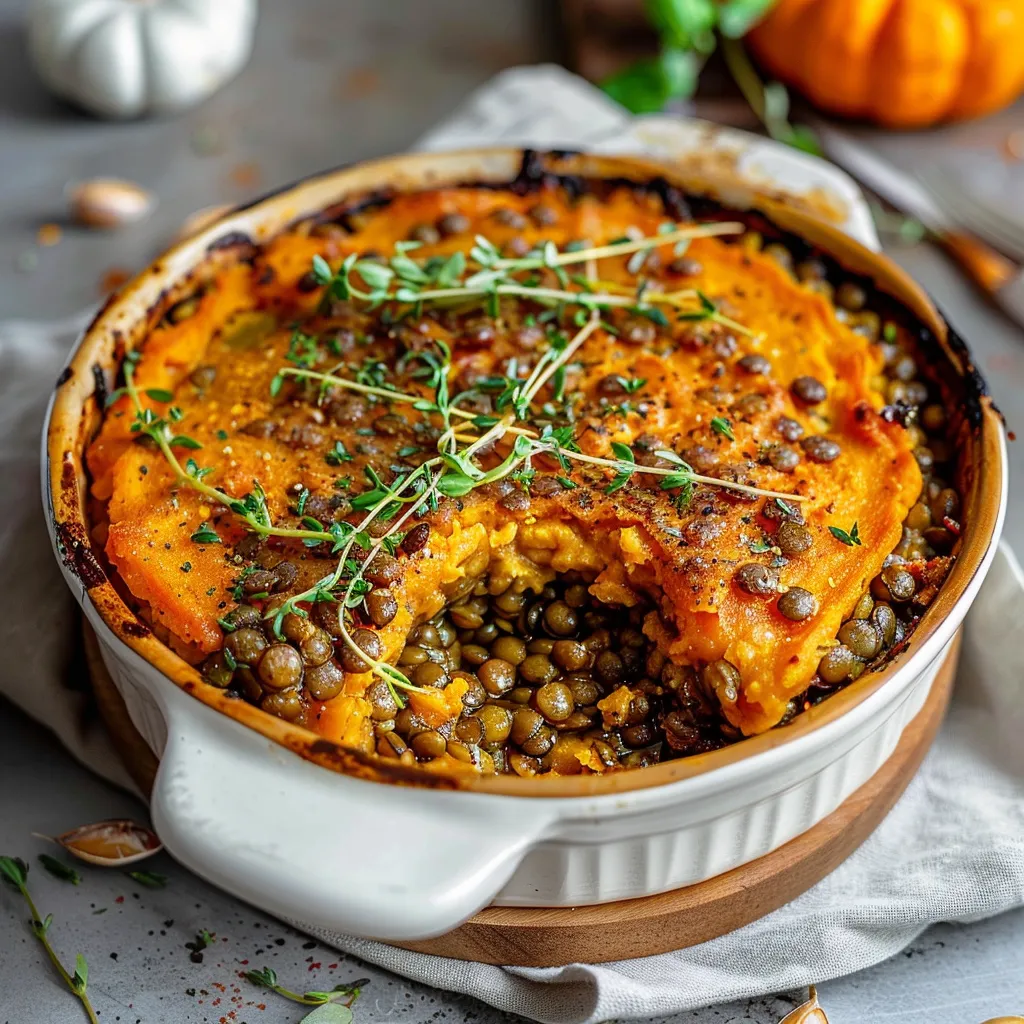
[43,149,1006,943]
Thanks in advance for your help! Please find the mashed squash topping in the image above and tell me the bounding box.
[86,174,955,776]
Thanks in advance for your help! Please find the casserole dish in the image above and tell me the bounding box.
[44,149,1005,942]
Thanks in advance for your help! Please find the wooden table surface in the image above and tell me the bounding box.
[2,0,1023,1021]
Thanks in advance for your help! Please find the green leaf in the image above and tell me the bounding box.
[763,80,791,133]
[829,522,862,546]
[325,441,353,466]
[38,854,80,885]
[717,0,775,37]
[245,966,279,988]
[190,524,221,545]
[286,329,320,369]
[437,473,476,498]
[169,435,202,450]
[144,388,174,403]
[311,255,333,285]
[344,579,373,608]
[615,376,647,394]
[610,441,636,464]
[602,48,700,114]
[355,260,394,291]
[299,1004,354,1024]
[72,954,88,994]
[0,856,28,888]
[605,472,632,495]
[633,304,671,327]
[711,416,735,441]
[645,0,716,49]
[653,449,691,470]
[435,251,466,287]
[269,373,284,397]
[784,123,823,156]
[390,253,430,286]
[127,870,168,888]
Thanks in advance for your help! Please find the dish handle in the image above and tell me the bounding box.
[149,682,556,941]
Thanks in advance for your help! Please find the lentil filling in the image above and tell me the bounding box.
[85,172,960,778]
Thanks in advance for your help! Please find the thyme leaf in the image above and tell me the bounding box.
[829,522,862,546]
[38,854,80,885]
[710,416,735,441]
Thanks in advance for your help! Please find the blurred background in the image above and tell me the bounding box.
[4,0,1024,321]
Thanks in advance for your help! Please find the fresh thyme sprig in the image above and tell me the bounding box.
[0,856,98,1024]
[311,222,752,332]
[244,965,367,1010]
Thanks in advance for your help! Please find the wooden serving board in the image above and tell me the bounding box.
[84,623,957,966]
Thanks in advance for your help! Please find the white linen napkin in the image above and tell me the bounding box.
[4,65,1024,1024]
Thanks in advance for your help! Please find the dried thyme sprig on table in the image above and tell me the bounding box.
[0,856,98,1024]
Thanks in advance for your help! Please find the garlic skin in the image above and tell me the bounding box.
[779,987,829,1023]
[69,178,154,229]
[47,819,162,866]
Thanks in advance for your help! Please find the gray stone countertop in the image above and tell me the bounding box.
[2,0,1024,1020]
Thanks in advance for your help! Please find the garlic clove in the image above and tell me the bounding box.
[69,178,155,229]
[175,203,234,243]
[779,987,829,1023]
[42,820,162,866]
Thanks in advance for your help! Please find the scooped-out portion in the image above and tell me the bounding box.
[85,166,960,777]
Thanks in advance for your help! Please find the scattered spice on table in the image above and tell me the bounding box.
[99,266,133,294]
[228,162,261,189]
[37,222,62,246]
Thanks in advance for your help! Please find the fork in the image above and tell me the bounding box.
[921,166,1024,264]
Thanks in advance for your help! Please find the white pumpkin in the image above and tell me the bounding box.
[29,0,258,120]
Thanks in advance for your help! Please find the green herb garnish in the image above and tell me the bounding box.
[829,522,862,546]
[126,870,168,889]
[1,856,98,1022]
[711,416,735,441]
[615,376,647,394]
[325,441,354,466]
[190,524,221,545]
[38,854,80,885]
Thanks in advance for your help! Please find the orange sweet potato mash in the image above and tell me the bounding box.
[87,178,922,764]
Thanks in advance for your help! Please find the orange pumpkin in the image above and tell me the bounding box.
[748,0,1024,127]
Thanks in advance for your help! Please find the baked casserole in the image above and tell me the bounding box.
[83,155,963,779]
